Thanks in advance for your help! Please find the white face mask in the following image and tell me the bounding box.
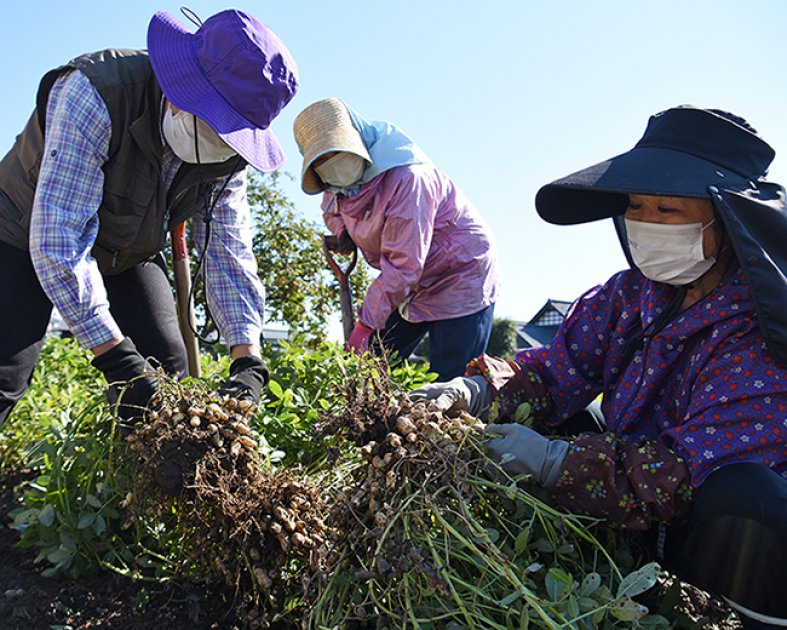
[625,218,717,285]
[162,106,237,164]
[314,152,366,188]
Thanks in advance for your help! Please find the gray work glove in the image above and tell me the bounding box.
[409,375,492,417]
[484,424,569,488]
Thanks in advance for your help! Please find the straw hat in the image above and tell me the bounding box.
[293,98,371,194]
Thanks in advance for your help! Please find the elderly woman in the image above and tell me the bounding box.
[293,98,500,380]
[412,106,786,629]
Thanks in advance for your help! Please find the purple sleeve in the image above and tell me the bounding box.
[357,171,436,330]
[666,330,787,487]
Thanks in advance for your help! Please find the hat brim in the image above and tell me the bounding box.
[535,146,750,225]
[148,12,285,173]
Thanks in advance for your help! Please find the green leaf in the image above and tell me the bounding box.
[93,514,106,536]
[579,572,601,597]
[85,494,102,508]
[268,379,283,399]
[39,504,55,527]
[592,584,614,605]
[60,533,77,552]
[615,561,660,599]
[578,597,598,612]
[545,568,573,601]
[497,591,521,607]
[514,402,532,423]
[610,600,649,621]
[637,615,671,628]
[12,508,40,529]
[77,513,96,529]
[46,547,72,564]
[514,527,530,555]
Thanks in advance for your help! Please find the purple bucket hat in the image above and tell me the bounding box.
[148,9,299,172]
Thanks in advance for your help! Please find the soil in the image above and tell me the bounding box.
[0,471,242,630]
[0,470,745,630]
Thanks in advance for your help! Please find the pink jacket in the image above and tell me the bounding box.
[322,164,500,330]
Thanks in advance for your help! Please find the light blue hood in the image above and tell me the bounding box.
[332,103,430,196]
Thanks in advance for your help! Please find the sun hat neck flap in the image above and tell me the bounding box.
[345,105,430,187]
[148,9,298,173]
[535,106,776,226]
[613,182,787,368]
[294,97,430,195]
[711,183,787,367]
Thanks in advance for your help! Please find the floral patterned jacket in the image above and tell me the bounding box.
[471,262,787,530]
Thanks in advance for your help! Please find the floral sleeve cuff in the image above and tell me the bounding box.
[465,354,520,391]
[552,432,694,531]
[465,354,555,424]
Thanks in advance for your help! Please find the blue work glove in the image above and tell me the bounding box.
[218,355,270,404]
[91,338,158,423]
[484,423,569,488]
[409,376,491,417]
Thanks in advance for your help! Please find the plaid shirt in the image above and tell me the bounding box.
[29,70,265,350]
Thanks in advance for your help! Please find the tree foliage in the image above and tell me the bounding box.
[247,172,372,346]
[486,317,517,358]
[173,171,370,350]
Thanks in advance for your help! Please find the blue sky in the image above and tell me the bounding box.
[2,0,785,332]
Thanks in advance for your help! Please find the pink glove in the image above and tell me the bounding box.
[346,322,374,354]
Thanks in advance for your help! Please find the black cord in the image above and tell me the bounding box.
[185,113,244,344]
[615,286,687,421]
[179,6,203,27]
[621,286,686,364]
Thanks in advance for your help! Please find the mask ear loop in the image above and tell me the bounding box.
[185,113,244,344]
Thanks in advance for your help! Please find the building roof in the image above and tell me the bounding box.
[514,298,572,350]
[529,299,572,325]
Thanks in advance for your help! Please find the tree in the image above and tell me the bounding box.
[486,317,516,358]
[247,172,371,346]
[178,171,371,350]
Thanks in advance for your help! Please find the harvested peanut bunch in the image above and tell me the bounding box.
[308,359,494,625]
[122,378,329,628]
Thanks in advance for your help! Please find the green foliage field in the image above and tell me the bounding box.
[2,338,434,581]
[0,338,700,628]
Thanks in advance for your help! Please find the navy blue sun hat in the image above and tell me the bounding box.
[535,106,775,225]
[535,105,787,367]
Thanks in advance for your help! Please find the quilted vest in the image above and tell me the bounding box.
[0,49,244,274]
